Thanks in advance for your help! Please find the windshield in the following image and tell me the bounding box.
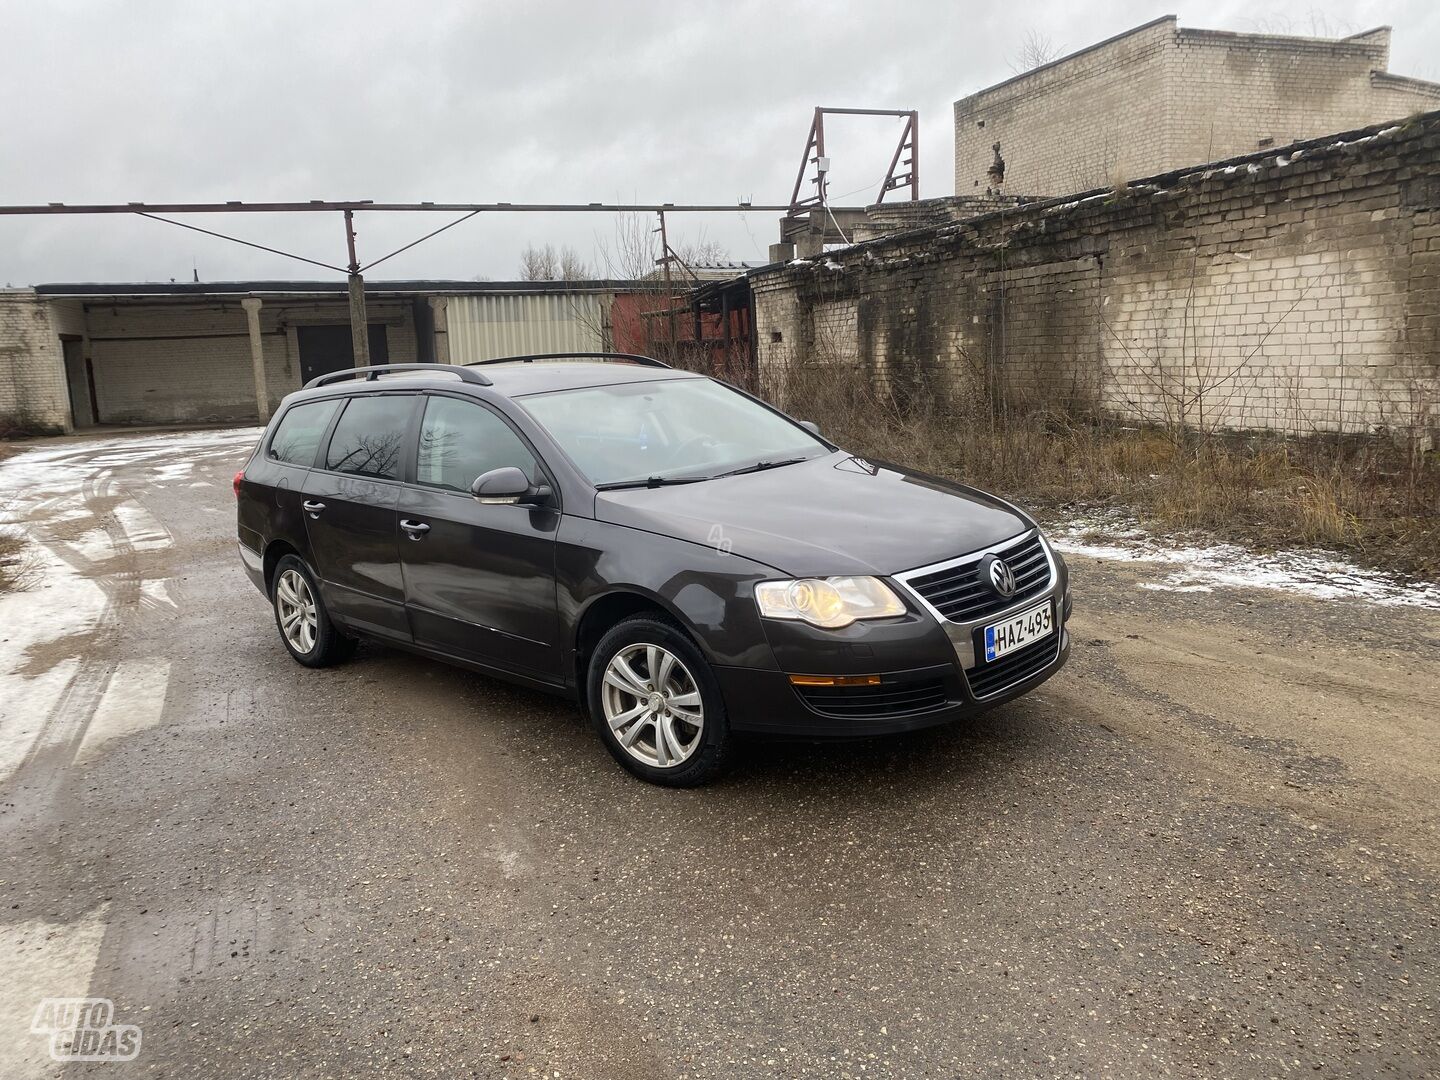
[517,377,828,487]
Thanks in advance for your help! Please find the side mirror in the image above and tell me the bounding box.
[470,466,552,506]
[799,420,821,436]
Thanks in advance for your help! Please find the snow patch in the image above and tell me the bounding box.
[1051,512,1440,609]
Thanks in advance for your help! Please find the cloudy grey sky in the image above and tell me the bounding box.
[3,0,1437,285]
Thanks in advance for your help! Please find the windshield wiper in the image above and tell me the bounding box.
[713,456,812,479]
[595,474,713,491]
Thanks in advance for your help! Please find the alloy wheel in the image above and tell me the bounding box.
[275,568,318,655]
[600,642,704,768]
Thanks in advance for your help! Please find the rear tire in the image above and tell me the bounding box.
[271,554,355,668]
[587,614,735,787]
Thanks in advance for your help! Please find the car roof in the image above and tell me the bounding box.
[481,361,704,397]
[285,359,706,405]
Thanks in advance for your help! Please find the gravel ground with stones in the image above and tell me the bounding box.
[0,427,1436,1079]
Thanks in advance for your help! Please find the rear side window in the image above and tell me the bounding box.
[268,399,340,467]
[324,395,414,480]
[416,396,539,493]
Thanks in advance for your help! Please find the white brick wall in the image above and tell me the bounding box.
[955,18,1440,197]
[758,115,1440,437]
[0,291,71,432]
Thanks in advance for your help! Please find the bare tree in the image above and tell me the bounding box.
[677,236,730,268]
[517,242,590,281]
[1248,12,1356,38]
[1008,29,1062,74]
[579,213,749,376]
[591,215,734,281]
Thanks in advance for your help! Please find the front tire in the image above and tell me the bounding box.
[587,614,734,787]
[271,554,355,668]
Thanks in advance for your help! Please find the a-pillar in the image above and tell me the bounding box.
[427,295,451,364]
[240,297,270,423]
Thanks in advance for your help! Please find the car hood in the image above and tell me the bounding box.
[593,453,1031,577]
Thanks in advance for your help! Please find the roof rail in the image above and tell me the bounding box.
[303,363,493,389]
[465,352,671,369]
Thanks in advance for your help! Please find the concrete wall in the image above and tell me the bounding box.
[955,18,1440,198]
[60,298,417,425]
[756,112,1440,437]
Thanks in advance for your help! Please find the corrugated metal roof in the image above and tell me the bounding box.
[446,292,610,363]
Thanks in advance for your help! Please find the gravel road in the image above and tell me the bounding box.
[1,427,1436,1078]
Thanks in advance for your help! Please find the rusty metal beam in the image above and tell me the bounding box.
[811,107,921,116]
[789,108,826,211]
[877,111,920,204]
[0,200,795,216]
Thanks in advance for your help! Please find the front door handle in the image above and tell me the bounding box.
[400,519,430,540]
[302,500,325,516]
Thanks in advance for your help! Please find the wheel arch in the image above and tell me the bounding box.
[572,588,705,706]
[262,538,304,595]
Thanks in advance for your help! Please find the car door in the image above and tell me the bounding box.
[300,392,418,641]
[397,393,562,679]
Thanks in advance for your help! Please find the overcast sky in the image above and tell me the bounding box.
[2,0,1437,286]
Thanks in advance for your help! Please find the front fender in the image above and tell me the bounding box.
[557,517,779,670]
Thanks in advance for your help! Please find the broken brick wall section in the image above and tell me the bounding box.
[753,111,1440,437]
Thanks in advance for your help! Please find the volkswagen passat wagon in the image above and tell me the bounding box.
[236,354,1071,786]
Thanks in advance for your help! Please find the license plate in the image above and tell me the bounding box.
[983,600,1054,662]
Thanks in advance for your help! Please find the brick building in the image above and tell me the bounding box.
[954,16,1440,198]
[754,111,1440,438]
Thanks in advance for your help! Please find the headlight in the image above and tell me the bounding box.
[753,576,906,628]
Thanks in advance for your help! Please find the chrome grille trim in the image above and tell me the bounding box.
[893,529,1057,627]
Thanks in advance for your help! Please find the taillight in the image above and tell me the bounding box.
[233,470,245,498]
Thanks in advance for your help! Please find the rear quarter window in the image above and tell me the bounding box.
[268,399,340,467]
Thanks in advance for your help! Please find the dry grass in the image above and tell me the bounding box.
[0,444,39,592]
[0,527,37,594]
[762,361,1440,578]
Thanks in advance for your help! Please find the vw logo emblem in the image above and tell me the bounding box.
[985,556,1017,597]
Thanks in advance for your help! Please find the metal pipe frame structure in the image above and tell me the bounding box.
[788,107,920,212]
[0,199,803,372]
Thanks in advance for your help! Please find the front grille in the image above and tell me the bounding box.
[965,635,1061,699]
[903,532,1051,623]
[796,678,949,719]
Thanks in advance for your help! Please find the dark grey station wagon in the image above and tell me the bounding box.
[236,354,1071,785]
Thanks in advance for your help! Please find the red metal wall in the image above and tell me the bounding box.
[610,290,753,386]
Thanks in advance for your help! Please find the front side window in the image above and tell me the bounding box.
[416,396,539,493]
[268,399,340,467]
[518,377,826,487]
[324,395,414,480]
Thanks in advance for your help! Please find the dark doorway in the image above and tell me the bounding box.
[296,324,391,385]
[60,335,98,428]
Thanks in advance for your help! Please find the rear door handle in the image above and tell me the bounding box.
[302,500,325,516]
[400,519,430,540]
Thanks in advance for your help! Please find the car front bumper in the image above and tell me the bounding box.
[716,628,1070,737]
[718,531,1072,737]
